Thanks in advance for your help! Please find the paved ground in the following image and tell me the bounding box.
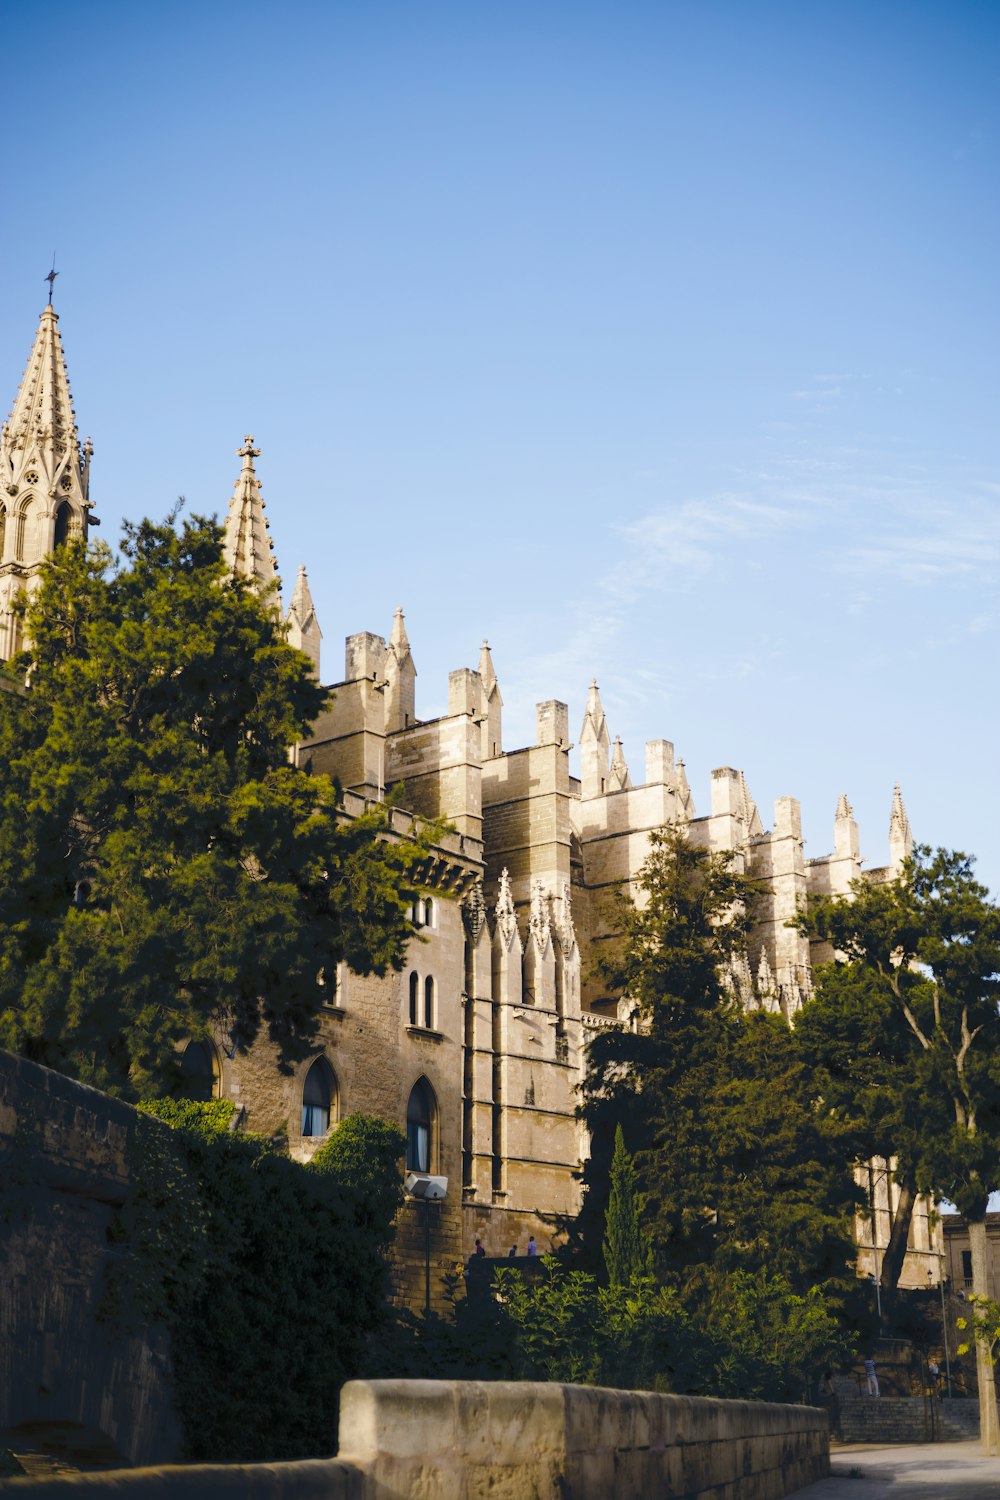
[795,1441,1000,1497]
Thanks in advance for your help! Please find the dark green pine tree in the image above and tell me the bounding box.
[602,1123,650,1287]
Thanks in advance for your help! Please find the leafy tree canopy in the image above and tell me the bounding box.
[803,846,1000,1448]
[580,824,858,1296]
[0,515,435,1099]
[803,847,1000,1223]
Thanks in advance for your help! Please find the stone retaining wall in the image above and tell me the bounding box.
[0,1050,178,1466]
[0,1379,829,1500]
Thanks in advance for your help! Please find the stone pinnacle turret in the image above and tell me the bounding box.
[579,679,611,798]
[608,736,632,792]
[285,564,322,677]
[384,606,416,732]
[888,784,913,872]
[223,436,280,598]
[0,299,92,659]
[478,639,503,759]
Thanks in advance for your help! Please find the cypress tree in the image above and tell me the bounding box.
[603,1124,649,1287]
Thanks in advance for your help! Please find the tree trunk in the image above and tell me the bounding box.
[968,1215,1000,1453]
[879,1177,916,1321]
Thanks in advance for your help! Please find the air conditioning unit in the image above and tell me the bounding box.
[405,1173,448,1201]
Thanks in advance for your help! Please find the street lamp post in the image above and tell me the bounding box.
[936,1255,954,1399]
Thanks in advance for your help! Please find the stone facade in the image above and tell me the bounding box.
[1,301,942,1309]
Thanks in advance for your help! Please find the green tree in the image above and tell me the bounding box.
[124,1101,406,1458]
[581,824,858,1297]
[795,963,927,1317]
[0,515,434,1099]
[603,1124,650,1287]
[805,847,1000,1449]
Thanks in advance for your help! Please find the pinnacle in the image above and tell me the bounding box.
[478,639,498,693]
[2,302,81,466]
[579,677,609,746]
[835,792,853,819]
[288,564,316,622]
[223,434,279,593]
[389,605,410,653]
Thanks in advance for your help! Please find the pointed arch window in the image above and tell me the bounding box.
[424,897,434,928]
[302,1057,337,1137]
[180,1040,219,1102]
[406,1077,436,1173]
[424,975,435,1029]
[409,971,419,1025]
[53,501,73,549]
[0,502,6,561]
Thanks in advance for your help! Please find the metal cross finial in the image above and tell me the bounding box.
[45,255,58,306]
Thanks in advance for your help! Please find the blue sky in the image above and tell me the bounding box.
[3,1,998,892]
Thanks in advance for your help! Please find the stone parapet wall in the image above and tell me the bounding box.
[339,1379,829,1499]
[0,1380,829,1500]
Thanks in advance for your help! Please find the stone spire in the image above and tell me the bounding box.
[676,758,695,818]
[608,736,632,792]
[285,565,322,677]
[579,679,611,798]
[384,606,416,732]
[223,437,280,598]
[834,792,860,861]
[888,784,913,872]
[0,300,92,659]
[478,639,503,760]
[738,771,763,836]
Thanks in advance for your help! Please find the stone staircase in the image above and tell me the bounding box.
[832,1395,980,1444]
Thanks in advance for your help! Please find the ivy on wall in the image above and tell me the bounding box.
[106,1102,405,1461]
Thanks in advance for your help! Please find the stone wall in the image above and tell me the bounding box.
[339,1380,828,1499]
[0,1380,829,1500]
[0,1050,178,1466]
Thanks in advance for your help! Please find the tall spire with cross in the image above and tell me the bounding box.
[222,435,280,601]
[0,292,92,659]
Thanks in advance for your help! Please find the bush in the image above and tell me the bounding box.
[108,1102,404,1460]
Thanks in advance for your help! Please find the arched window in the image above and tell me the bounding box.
[0,502,6,561]
[409,971,419,1025]
[424,975,435,1029]
[180,1040,218,1102]
[53,501,72,549]
[406,1077,435,1173]
[424,897,434,928]
[302,1057,336,1137]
